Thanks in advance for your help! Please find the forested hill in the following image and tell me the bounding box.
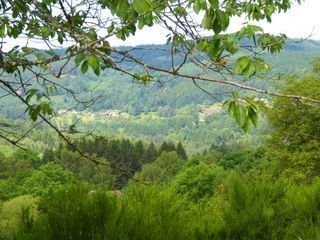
[1,39,320,120]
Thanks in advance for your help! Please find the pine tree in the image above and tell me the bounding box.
[159,141,177,156]
[119,139,133,165]
[145,142,158,164]
[159,141,168,154]
[106,139,121,164]
[115,139,135,188]
[167,141,176,152]
[133,140,145,168]
[176,142,188,160]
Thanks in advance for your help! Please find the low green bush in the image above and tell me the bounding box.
[11,178,320,240]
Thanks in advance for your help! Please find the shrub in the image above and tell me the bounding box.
[0,195,38,239]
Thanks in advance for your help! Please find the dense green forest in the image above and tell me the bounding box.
[2,0,320,239]
[1,40,320,239]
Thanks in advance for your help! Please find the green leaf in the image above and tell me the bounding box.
[193,0,206,13]
[224,94,258,133]
[224,37,239,54]
[252,57,270,75]
[48,85,57,94]
[138,18,145,29]
[207,36,222,60]
[144,13,153,26]
[87,55,100,72]
[93,67,100,76]
[132,0,152,14]
[234,104,246,127]
[41,27,51,38]
[107,23,115,34]
[57,32,64,44]
[197,39,208,52]
[29,109,38,121]
[228,101,235,116]
[0,24,5,37]
[241,117,251,133]
[233,56,250,75]
[210,0,219,9]
[243,63,255,78]
[258,33,286,53]
[74,53,86,65]
[81,60,89,74]
[166,36,172,45]
[173,34,180,47]
[45,50,55,56]
[248,106,258,127]
[98,41,111,55]
[22,47,36,55]
[216,10,229,32]
[232,56,269,77]
[26,89,37,102]
[175,6,187,16]
[36,53,46,61]
[237,56,250,69]
[201,11,214,30]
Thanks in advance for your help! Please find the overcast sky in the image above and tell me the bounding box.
[2,0,320,50]
[112,0,320,46]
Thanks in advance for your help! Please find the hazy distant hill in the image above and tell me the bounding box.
[1,39,320,119]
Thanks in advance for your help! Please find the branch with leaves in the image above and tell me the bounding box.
[0,0,315,149]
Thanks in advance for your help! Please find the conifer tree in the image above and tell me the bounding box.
[133,140,145,167]
[176,142,188,160]
[145,142,158,164]
[159,141,169,155]
[167,142,176,152]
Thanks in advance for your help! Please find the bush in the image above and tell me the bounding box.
[16,186,116,240]
[283,178,320,239]
[13,177,320,240]
[21,163,75,197]
[218,175,287,240]
[173,163,224,202]
[0,195,38,239]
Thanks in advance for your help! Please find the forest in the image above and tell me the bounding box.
[0,42,320,239]
[1,0,320,239]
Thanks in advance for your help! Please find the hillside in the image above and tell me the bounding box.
[1,39,320,119]
[0,39,319,153]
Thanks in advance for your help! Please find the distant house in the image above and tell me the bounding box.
[200,105,222,116]
[15,88,23,95]
[199,104,223,122]
[58,109,69,115]
[100,110,121,118]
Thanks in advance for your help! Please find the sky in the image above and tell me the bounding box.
[112,0,320,46]
[2,0,320,50]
